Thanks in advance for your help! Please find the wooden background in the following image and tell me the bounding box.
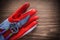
[0,0,59,40]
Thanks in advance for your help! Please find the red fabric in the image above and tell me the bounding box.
[8,2,30,22]
[0,2,38,40]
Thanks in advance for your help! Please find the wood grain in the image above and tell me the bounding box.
[0,0,59,40]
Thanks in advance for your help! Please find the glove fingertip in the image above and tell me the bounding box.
[28,9,37,16]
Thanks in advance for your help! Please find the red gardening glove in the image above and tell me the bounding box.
[0,2,38,40]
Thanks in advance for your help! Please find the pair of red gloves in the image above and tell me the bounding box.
[0,2,38,40]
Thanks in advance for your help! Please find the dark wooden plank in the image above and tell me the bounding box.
[0,0,59,40]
